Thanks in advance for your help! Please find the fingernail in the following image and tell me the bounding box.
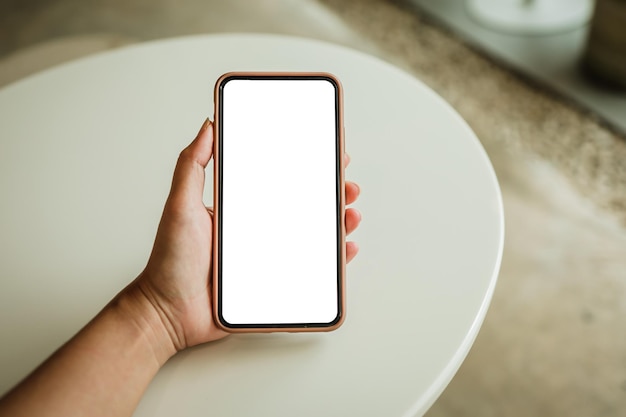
[198,117,211,134]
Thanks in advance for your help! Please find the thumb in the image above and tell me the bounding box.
[168,118,214,205]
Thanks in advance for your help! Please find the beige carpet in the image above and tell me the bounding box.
[318,0,626,416]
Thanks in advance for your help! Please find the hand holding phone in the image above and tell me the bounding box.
[137,74,360,350]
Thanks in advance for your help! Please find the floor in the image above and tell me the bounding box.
[1,0,625,416]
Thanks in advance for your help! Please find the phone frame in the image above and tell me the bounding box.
[212,72,346,333]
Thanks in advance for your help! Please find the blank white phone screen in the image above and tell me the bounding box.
[219,77,340,326]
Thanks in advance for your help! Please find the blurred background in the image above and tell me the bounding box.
[1,0,625,416]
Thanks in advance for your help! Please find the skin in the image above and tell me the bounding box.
[0,119,361,417]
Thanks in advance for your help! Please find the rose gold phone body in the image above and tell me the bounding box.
[212,72,346,333]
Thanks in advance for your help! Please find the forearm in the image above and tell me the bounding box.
[0,282,176,417]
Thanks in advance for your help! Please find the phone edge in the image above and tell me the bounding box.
[211,71,346,333]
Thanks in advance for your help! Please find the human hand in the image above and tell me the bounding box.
[131,118,362,354]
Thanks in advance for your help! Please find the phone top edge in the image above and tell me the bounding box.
[215,71,342,89]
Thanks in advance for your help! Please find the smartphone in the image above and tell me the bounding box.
[212,72,345,332]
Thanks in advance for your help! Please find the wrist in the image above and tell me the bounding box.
[112,282,178,366]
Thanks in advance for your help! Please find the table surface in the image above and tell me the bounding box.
[0,34,503,417]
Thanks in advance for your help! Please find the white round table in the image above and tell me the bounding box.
[0,34,503,416]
